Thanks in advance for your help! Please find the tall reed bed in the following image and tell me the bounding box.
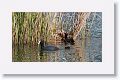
[12,12,91,45]
[13,12,45,45]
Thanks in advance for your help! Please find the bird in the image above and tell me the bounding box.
[65,46,70,49]
[38,40,59,51]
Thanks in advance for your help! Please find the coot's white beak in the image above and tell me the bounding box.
[38,40,41,45]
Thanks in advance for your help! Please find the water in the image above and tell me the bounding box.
[12,37,102,62]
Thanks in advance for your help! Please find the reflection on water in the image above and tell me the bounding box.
[12,37,102,62]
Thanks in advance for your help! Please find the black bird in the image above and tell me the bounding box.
[38,40,59,51]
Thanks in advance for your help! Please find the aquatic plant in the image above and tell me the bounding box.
[12,12,98,45]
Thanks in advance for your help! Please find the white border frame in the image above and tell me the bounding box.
[0,0,114,74]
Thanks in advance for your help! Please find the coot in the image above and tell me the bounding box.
[65,46,70,49]
[38,40,59,51]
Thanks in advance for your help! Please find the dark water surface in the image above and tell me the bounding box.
[12,38,102,62]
